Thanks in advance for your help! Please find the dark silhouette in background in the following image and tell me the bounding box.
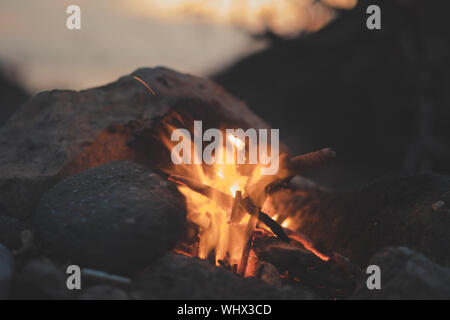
[0,70,29,127]
[215,0,450,188]
[1,0,449,190]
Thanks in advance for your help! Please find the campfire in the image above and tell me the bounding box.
[155,115,359,297]
[3,68,449,300]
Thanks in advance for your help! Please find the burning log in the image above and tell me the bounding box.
[253,238,325,273]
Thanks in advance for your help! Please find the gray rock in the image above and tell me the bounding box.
[351,247,450,300]
[35,161,186,273]
[134,253,318,300]
[11,258,70,300]
[0,244,14,299]
[0,67,269,219]
[256,262,282,288]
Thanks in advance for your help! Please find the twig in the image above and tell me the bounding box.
[283,228,330,261]
[168,175,290,242]
[285,148,336,176]
[132,76,156,96]
[168,175,231,209]
[238,234,253,276]
[263,148,336,194]
[229,190,244,223]
[240,197,291,243]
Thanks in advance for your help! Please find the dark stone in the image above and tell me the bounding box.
[134,253,318,300]
[0,214,28,250]
[267,173,450,266]
[351,247,450,300]
[256,262,282,288]
[0,70,29,127]
[35,161,186,273]
[0,67,269,219]
[0,244,14,299]
[11,258,71,300]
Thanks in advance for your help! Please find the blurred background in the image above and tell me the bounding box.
[1,0,450,188]
[0,0,356,93]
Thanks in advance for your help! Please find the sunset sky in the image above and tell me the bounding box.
[0,0,356,93]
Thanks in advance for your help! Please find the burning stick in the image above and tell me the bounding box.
[230,190,245,223]
[168,174,233,209]
[168,174,290,243]
[285,148,336,176]
[283,227,330,262]
[237,234,253,276]
[240,197,290,243]
[255,148,336,199]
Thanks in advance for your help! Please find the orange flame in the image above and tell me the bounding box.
[160,118,329,269]
[162,128,252,265]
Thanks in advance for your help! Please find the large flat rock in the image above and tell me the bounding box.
[0,67,269,219]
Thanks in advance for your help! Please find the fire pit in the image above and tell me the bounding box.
[1,68,450,300]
